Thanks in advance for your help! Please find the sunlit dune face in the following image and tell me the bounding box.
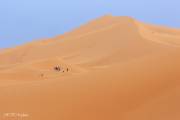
[0,16,180,120]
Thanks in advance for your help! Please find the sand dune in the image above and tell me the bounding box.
[0,15,180,120]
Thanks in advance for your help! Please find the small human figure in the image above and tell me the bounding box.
[40,74,44,77]
[54,66,61,71]
[67,68,69,72]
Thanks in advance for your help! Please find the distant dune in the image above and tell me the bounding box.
[0,15,180,120]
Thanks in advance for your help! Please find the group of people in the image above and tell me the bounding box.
[54,66,69,72]
[40,65,69,78]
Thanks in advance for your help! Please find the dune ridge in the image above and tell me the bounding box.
[0,15,180,120]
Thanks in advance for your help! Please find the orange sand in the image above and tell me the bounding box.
[0,15,180,120]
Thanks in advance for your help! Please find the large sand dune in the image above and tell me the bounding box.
[0,15,180,120]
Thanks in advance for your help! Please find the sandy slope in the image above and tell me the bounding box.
[0,15,180,120]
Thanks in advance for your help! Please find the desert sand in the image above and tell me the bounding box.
[0,15,180,120]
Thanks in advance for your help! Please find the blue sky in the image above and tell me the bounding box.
[0,0,180,48]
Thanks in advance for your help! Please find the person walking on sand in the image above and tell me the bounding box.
[54,66,61,71]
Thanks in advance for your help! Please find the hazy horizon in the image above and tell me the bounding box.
[0,0,180,48]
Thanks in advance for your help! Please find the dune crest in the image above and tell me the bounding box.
[0,16,180,120]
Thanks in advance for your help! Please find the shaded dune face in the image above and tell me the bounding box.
[0,15,180,120]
